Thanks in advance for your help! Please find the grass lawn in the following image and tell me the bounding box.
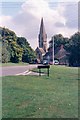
[2,66,78,118]
[1,62,28,67]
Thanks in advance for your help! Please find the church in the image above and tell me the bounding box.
[35,18,47,63]
[35,18,69,65]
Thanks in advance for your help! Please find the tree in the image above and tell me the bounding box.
[2,41,10,63]
[0,27,36,63]
[54,34,69,50]
[17,37,36,63]
[52,33,80,66]
[9,41,23,63]
[69,32,80,66]
[1,27,23,63]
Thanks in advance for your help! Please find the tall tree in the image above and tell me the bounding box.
[69,32,80,66]
[17,37,36,63]
[0,27,36,63]
[2,41,10,63]
[53,34,69,53]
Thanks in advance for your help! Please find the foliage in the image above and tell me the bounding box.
[1,27,79,66]
[9,41,23,63]
[69,32,80,66]
[17,37,36,63]
[54,34,69,51]
[2,41,10,63]
[53,32,80,66]
[0,27,36,63]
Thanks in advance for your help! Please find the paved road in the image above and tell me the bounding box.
[0,64,38,76]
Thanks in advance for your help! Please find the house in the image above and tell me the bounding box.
[54,45,70,65]
[48,39,70,65]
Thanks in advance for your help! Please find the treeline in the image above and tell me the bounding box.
[0,27,36,63]
[52,32,80,66]
[0,27,80,66]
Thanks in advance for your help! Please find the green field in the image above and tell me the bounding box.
[1,62,28,67]
[2,66,78,118]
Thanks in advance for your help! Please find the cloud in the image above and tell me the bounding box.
[63,3,78,29]
[0,0,78,49]
[0,15,12,26]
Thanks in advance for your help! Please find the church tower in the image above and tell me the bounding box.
[38,18,47,52]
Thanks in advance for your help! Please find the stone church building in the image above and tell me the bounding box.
[35,18,47,63]
[35,18,69,65]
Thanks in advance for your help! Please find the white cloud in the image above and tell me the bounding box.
[0,15,12,26]
[21,0,66,23]
[0,0,78,49]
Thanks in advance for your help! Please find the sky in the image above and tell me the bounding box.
[0,0,79,49]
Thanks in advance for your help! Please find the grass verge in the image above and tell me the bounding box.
[2,66,78,118]
[1,62,28,67]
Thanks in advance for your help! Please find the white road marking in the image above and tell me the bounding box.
[26,71,32,75]
[16,70,29,75]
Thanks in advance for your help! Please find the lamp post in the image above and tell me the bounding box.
[52,37,54,65]
[47,55,50,64]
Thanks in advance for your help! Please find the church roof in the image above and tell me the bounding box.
[39,48,45,54]
[35,47,45,55]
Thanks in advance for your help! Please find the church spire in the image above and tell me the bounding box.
[38,18,47,52]
[40,18,46,35]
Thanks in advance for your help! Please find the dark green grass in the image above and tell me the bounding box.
[1,62,28,67]
[2,66,78,118]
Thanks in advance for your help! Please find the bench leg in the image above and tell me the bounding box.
[47,68,49,76]
[39,68,41,76]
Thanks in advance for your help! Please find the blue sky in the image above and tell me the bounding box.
[1,2,22,16]
[0,0,78,49]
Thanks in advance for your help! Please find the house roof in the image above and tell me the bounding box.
[55,45,69,59]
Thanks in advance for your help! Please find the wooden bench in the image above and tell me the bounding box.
[37,65,50,76]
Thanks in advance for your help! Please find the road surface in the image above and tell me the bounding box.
[0,64,38,76]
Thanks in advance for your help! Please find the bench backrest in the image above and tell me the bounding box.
[38,65,50,69]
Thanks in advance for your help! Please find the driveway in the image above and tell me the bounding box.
[0,64,38,76]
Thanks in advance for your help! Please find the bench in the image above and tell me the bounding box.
[37,65,50,76]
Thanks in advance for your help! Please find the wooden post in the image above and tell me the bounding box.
[39,68,41,76]
[47,68,49,76]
